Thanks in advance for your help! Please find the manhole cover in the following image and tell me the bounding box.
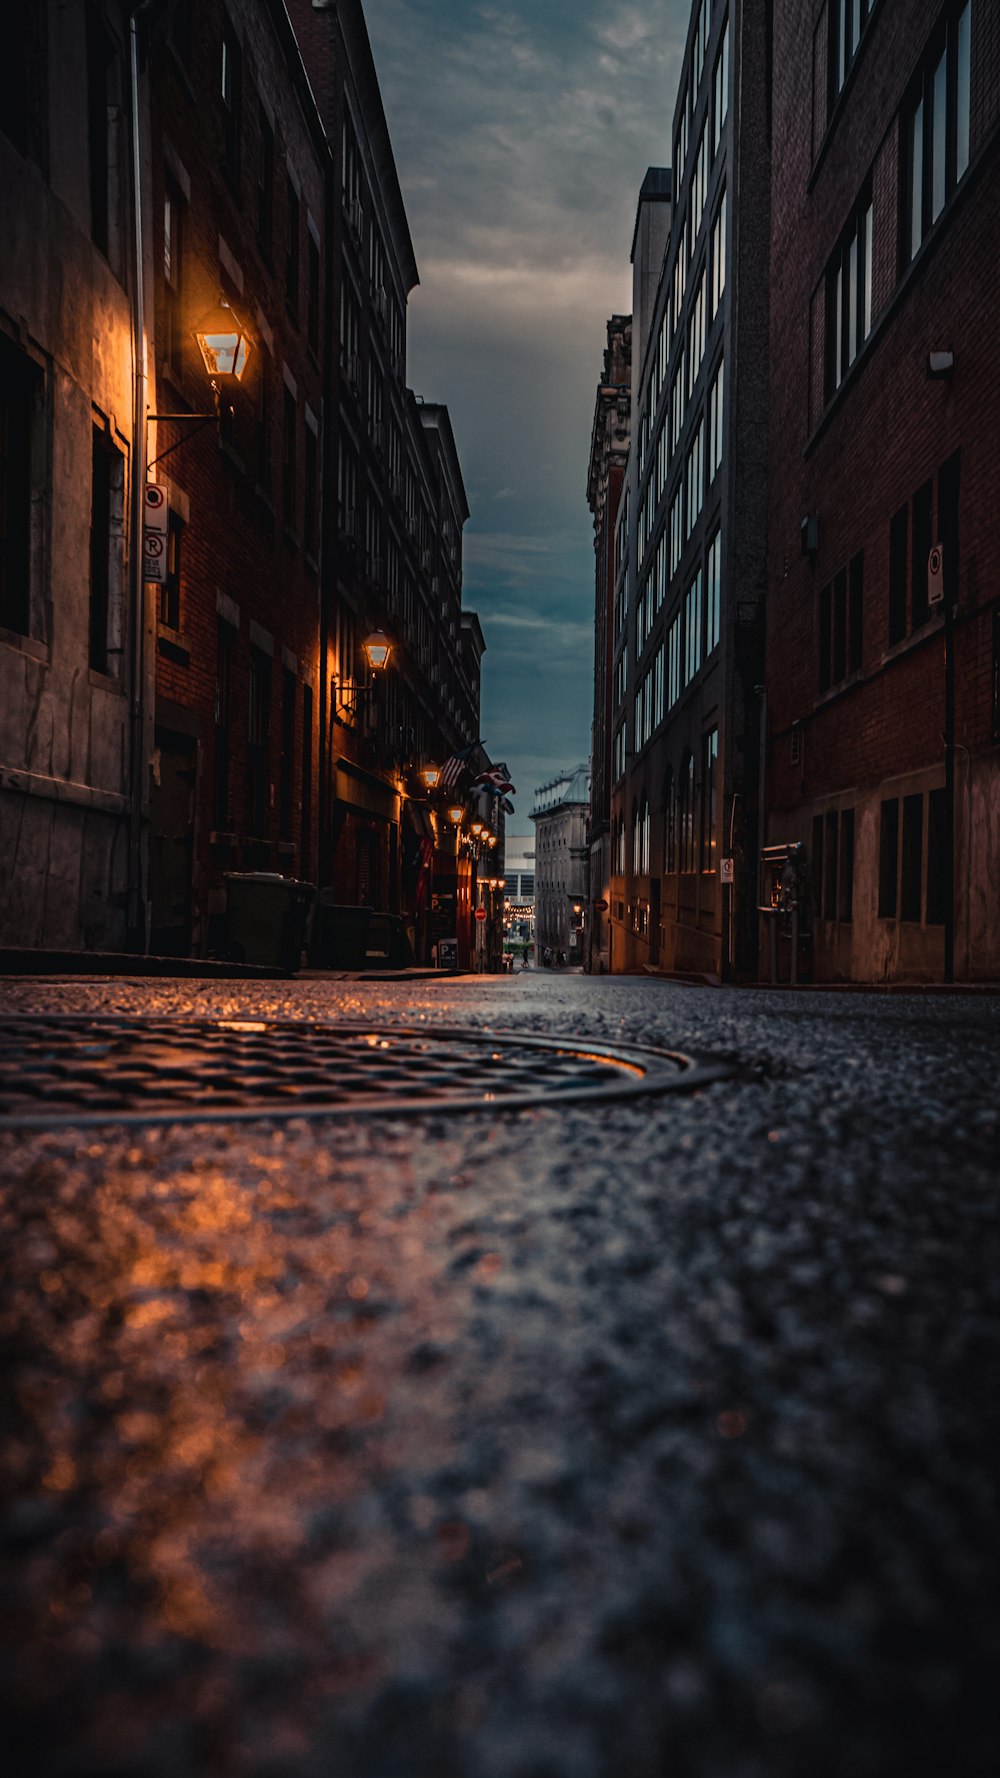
[0,1016,729,1130]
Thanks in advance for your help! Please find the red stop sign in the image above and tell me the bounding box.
[474,908,488,922]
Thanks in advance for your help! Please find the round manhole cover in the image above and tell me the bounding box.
[0,1016,730,1129]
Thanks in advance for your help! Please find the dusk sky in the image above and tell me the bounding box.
[364,1,687,823]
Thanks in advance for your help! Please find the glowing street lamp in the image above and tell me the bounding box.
[194,299,252,384]
[469,821,483,838]
[421,764,441,791]
[362,629,392,671]
[447,804,465,826]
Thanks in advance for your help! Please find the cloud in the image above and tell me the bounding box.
[365,0,686,798]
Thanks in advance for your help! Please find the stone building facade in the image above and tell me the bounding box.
[607,0,771,980]
[0,0,155,952]
[586,314,631,974]
[530,767,590,966]
[765,0,1000,982]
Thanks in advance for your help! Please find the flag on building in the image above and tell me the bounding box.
[473,764,516,795]
[438,741,480,791]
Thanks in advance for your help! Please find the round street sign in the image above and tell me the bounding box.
[474,908,488,922]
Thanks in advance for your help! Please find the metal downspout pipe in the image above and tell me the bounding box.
[126,6,150,951]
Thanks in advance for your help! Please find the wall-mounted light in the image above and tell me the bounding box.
[421,763,441,790]
[195,298,253,384]
[447,804,465,826]
[928,348,955,379]
[362,629,391,672]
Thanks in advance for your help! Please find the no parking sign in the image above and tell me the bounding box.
[143,483,168,584]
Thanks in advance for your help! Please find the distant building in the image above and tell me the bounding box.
[502,834,535,953]
[765,0,1000,983]
[605,0,771,981]
[530,768,590,965]
[586,315,632,974]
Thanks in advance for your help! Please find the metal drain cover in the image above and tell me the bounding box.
[0,1016,729,1130]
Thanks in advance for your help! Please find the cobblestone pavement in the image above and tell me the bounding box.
[1,973,997,1778]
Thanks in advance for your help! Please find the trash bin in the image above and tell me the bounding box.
[309,897,371,969]
[223,873,314,972]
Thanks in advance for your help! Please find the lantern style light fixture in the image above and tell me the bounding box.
[421,764,441,791]
[469,820,483,838]
[486,833,498,848]
[447,804,465,826]
[194,298,253,384]
[362,629,392,672]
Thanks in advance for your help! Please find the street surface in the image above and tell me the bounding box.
[1,972,997,1778]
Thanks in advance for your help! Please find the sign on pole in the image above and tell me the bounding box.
[928,542,944,608]
[475,907,488,923]
[721,857,735,886]
[143,483,168,584]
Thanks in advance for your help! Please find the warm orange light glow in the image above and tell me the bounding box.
[421,764,441,790]
[447,804,464,825]
[194,299,252,382]
[362,630,391,671]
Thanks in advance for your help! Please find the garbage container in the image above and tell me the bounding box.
[309,897,371,969]
[223,873,314,972]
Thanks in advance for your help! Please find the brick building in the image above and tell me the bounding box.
[585,314,631,974]
[285,0,485,966]
[531,767,590,967]
[0,0,155,952]
[765,0,1000,981]
[607,0,771,980]
[146,0,328,955]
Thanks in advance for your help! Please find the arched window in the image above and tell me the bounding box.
[663,766,676,872]
[679,751,696,872]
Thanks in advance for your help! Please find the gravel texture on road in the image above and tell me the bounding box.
[1,973,997,1778]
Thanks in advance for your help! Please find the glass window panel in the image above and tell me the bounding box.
[956,3,971,180]
[931,49,947,222]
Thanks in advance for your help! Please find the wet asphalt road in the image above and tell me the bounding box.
[1,971,998,1778]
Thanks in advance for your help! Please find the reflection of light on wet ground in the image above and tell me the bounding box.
[216,1021,269,1034]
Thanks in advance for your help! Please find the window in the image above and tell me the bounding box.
[160,510,183,631]
[0,336,41,638]
[255,356,271,491]
[89,424,124,675]
[904,3,972,264]
[826,182,873,397]
[679,752,696,872]
[667,612,682,709]
[613,723,626,783]
[214,620,235,829]
[663,768,676,872]
[878,797,899,918]
[707,356,724,481]
[282,387,296,531]
[221,14,242,186]
[307,232,320,355]
[687,266,707,394]
[247,647,271,838]
[705,529,721,655]
[684,573,703,684]
[925,788,946,925]
[889,504,908,644]
[286,177,300,314]
[710,191,727,320]
[163,181,184,377]
[838,808,855,922]
[713,18,729,155]
[829,0,872,108]
[901,793,923,921]
[654,641,665,728]
[670,484,684,578]
[686,420,704,531]
[304,421,318,558]
[633,800,650,874]
[819,550,863,690]
[279,667,296,841]
[911,478,932,629]
[824,809,838,916]
[301,682,313,878]
[700,728,718,871]
[257,105,274,258]
[86,5,117,256]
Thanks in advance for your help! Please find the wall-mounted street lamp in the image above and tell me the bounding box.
[447,804,465,826]
[194,300,253,383]
[334,630,394,715]
[421,764,441,791]
[469,821,483,838]
[147,297,254,472]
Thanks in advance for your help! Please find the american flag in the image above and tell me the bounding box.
[437,741,479,791]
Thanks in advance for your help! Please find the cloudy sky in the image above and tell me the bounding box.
[364,0,686,826]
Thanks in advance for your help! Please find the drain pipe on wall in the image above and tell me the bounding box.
[126,5,153,951]
[755,684,768,916]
